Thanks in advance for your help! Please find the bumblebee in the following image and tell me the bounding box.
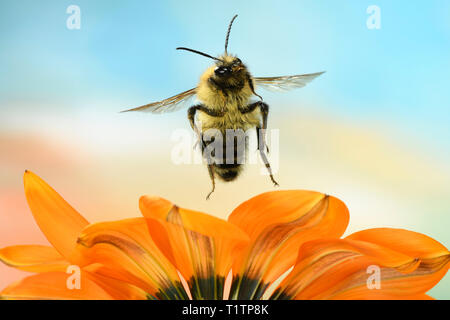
[122,15,324,199]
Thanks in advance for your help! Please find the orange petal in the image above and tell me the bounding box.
[326,258,449,300]
[346,228,449,259]
[140,195,249,299]
[76,217,188,299]
[333,292,434,300]
[23,171,89,260]
[228,190,349,299]
[83,265,150,300]
[272,237,449,300]
[139,195,173,220]
[0,245,68,272]
[76,245,158,296]
[331,293,432,300]
[0,271,112,300]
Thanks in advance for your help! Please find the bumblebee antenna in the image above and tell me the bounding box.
[224,14,238,54]
[176,47,223,62]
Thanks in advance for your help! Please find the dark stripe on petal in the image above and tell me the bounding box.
[229,275,270,300]
[156,281,190,300]
[188,276,225,300]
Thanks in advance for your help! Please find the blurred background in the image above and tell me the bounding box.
[1,0,449,298]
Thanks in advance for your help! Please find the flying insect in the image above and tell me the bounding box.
[122,15,325,199]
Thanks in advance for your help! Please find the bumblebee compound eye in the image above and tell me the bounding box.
[214,66,231,76]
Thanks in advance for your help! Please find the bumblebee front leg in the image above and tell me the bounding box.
[187,105,225,199]
[188,105,205,150]
[188,105,225,149]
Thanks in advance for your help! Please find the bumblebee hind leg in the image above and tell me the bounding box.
[240,101,270,152]
[257,127,279,187]
[240,102,278,186]
[206,164,216,200]
[257,102,270,153]
[256,103,278,185]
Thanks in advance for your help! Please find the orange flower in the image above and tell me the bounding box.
[0,171,448,300]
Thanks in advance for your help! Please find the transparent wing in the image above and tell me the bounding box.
[253,72,325,92]
[121,88,197,114]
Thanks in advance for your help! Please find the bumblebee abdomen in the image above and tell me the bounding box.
[213,163,242,182]
[202,129,247,183]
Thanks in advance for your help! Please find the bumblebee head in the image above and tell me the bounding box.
[214,55,246,79]
[176,15,245,79]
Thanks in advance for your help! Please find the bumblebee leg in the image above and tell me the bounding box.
[188,104,226,119]
[241,102,278,186]
[188,106,204,150]
[257,126,279,186]
[188,105,226,149]
[240,102,270,153]
[206,164,216,200]
[257,102,270,153]
[188,105,225,199]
